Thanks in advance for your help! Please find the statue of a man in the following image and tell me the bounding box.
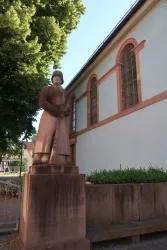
[33,70,71,166]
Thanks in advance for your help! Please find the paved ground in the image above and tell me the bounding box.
[92,232,167,250]
[0,194,19,235]
[0,233,20,249]
[93,239,167,249]
[0,198,18,223]
[1,232,167,249]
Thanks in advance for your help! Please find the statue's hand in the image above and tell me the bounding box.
[59,109,64,118]
[55,105,65,118]
[54,105,60,117]
[54,104,69,118]
[64,108,70,116]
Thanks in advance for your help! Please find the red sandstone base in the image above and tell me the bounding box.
[20,166,90,250]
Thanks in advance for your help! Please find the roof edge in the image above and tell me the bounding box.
[66,0,146,91]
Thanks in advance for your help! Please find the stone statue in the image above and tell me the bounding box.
[33,70,71,166]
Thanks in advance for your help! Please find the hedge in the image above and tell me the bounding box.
[86,167,167,184]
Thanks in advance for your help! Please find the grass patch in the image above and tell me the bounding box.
[0,172,25,177]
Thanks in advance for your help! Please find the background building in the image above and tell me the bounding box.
[23,142,34,168]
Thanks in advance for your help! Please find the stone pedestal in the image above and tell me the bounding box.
[20,165,90,250]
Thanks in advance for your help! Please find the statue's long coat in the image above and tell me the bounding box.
[34,85,70,164]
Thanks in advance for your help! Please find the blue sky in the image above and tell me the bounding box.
[61,0,137,87]
[34,0,137,129]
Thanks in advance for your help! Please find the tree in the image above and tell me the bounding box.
[0,0,85,153]
[0,140,24,162]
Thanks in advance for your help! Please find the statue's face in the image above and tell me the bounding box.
[52,75,61,85]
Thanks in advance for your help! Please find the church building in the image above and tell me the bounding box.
[66,0,167,174]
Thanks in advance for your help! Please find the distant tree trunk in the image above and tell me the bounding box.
[8,163,11,172]
[20,142,23,178]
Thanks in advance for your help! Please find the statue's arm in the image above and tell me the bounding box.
[39,87,59,117]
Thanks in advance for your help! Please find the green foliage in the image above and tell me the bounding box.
[21,159,28,172]
[7,160,27,172]
[31,134,37,145]
[16,178,23,186]
[0,0,85,153]
[86,168,167,184]
[3,141,22,157]
[8,161,20,167]
[0,140,24,163]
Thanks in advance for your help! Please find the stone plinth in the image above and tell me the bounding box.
[20,166,90,250]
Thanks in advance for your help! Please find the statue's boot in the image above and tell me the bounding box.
[49,155,71,166]
[41,153,50,164]
[33,153,42,165]
[33,153,50,165]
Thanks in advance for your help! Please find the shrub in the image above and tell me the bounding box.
[86,167,167,184]
[0,178,23,197]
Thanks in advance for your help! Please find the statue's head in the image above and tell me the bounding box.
[51,70,64,85]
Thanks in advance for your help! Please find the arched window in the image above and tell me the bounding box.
[121,43,138,109]
[90,77,97,125]
[71,96,76,133]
